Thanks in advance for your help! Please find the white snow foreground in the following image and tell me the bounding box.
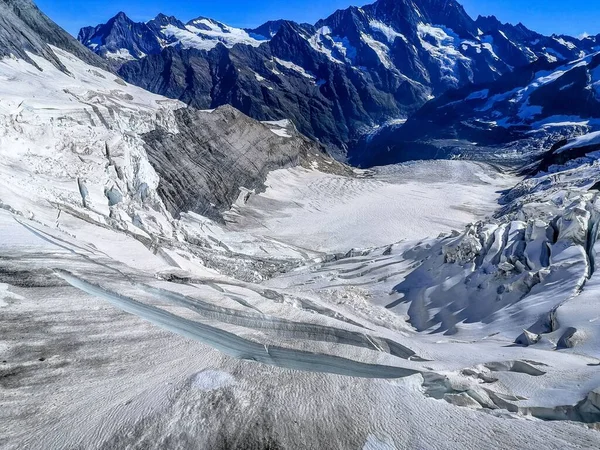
[0,45,183,239]
[1,48,600,449]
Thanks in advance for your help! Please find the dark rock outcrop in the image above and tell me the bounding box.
[356,52,600,167]
[0,0,108,72]
[142,105,346,221]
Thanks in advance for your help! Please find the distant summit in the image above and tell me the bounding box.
[78,11,266,62]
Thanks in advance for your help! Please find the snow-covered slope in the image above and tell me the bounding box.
[5,114,600,448]
[5,153,600,448]
[0,45,183,239]
[3,2,600,449]
[216,161,516,253]
[261,133,600,423]
[0,0,107,71]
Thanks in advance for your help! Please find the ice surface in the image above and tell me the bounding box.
[369,20,408,45]
[2,45,600,449]
[273,57,316,80]
[417,24,471,84]
[557,130,600,153]
[219,160,517,253]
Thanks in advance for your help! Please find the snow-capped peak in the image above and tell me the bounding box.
[78,11,267,61]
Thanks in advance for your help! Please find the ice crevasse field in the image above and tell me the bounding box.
[1,3,600,449]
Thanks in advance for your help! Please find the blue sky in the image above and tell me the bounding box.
[38,0,599,38]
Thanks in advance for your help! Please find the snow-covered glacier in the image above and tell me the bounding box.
[1,1,600,449]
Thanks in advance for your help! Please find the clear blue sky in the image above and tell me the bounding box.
[37,0,599,38]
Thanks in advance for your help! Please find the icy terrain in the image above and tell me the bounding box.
[1,36,600,450]
[206,160,516,254]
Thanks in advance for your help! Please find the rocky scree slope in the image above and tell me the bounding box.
[143,106,348,222]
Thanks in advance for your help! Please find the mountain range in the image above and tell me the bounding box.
[78,0,600,160]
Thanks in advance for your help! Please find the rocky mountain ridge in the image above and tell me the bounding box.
[356,50,600,166]
[0,0,107,72]
[78,0,600,159]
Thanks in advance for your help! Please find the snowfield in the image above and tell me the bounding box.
[216,160,517,253]
[2,45,600,449]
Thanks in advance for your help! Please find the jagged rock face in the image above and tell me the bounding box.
[537,132,600,173]
[0,0,107,72]
[78,11,266,62]
[357,52,600,167]
[116,30,423,159]
[78,12,164,61]
[79,0,598,159]
[142,105,343,221]
[246,20,288,40]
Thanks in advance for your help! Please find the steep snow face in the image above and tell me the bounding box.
[556,131,600,153]
[306,26,356,65]
[0,46,183,239]
[417,23,471,84]
[273,57,316,80]
[185,17,265,48]
[158,17,265,52]
[369,19,408,45]
[360,31,395,69]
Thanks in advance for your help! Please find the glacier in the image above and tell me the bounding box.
[1,1,600,449]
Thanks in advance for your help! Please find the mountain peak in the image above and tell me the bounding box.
[360,0,478,38]
[112,11,131,23]
[148,13,186,30]
[269,19,312,44]
[475,15,503,32]
[245,20,287,39]
[187,16,224,28]
[79,10,164,61]
[476,14,501,24]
